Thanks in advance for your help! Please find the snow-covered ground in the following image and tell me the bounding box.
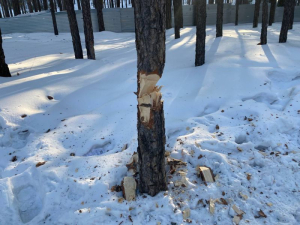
[0,23,300,225]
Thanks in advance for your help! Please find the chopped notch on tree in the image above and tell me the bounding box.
[134,0,168,197]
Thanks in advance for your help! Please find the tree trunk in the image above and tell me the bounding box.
[289,0,295,29]
[195,0,206,66]
[166,0,172,29]
[173,0,181,39]
[77,0,81,10]
[216,0,223,37]
[32,0,38,12]
[260,0,268,45]
[57,0,62,11]
[179,0,183,28]
[37,0,41,11]
[209,0,214,3]
[116,0,120,7]
[134,0,168,197]
[95,0,105,31]
[253,0,261,28]
[279,0,294,42]
[65,0,83,58]
[50,0,58,35]
[2,0,10,17]
[235,0,239,26]
[269,0,276,26]
[43,0,48,10]
[27,0,33,13]
[0,29,11,77]
[81,0,95,59]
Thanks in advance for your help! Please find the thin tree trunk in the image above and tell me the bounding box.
[179,0,183,28]
[77,0,81,10]
[37,0,41,11]
[50,0,58,35]
[43,0,48,10]
[27,0,33,12]
[253,0,261,28]
[216,0,223,37]
[0,29,11,77]
[2,0,10,17]
[32,0,38,12]
[116,0,120,7]
[65,0,83,58]
[134,0,168,197]
[81,0,95,59]
[195,0,206,66]
[173,0,181,39]
[57,0,62,10]
[289,0,295,29]
[95,0,105,31]
[269,0,276,26]
[166,0,172,29]
[260,0,268,44]
[279,0,294,42]
[235,0,239,26]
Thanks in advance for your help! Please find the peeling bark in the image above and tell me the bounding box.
[134,0,167,197]
[82,0,95,59]
[0,29,11,77]
[195,0,206,66]
[260,0,268,45]
[216,0,223,37]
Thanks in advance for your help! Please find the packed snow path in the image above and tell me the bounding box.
[0,23,300,224]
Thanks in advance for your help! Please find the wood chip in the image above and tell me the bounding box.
[36,161,46,167]
[121,177,137,201]
[232,205,244,216]
[197,166,215,183]
[209,199,215,214]
[182,208,190,220]
[126,152,138,174]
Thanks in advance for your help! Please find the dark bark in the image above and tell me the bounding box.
[57,0,62,11]
[173,0,181,39]
[195,0,206,66]
[279,0,294,42]
[27,0,33,13]
[81,0,95,59]
[43,0,48,10]
[179,0,183,28]
[277,0,284,7]
[2,0,10,17]
[269,0,276,26]
[50,0,58,35]
[12,0,21,15]
[209,0,214,3]
[0,29,11,77]
[260,0,268,45]
[116,0,120,7]
[216,0,223,37]
[77,0,81,10]
[65,0,83,58]
[37,0,41,11]
[32,0,38,12]
[134,0,168,197]
[289,0,295,29]
[253,0,261,28]
[235,0,239,26]
[95,0,105,31]
[166,0,172,29]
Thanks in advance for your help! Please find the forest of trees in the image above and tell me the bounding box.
[0,0,299,196]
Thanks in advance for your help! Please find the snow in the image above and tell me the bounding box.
[0,22,300,224]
